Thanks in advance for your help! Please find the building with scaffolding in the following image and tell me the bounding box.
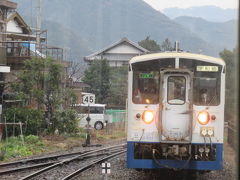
[4,11,65,70]
[0,0,74,139]
[0,0,17,140]
[0,0,16,100]
[0,0,69,103]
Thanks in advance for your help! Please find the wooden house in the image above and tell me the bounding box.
[84,38,149,67]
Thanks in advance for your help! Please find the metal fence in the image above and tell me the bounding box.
[105,109,127,132]
[105,109,126,123]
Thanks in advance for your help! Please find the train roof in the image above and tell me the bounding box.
[129,52,225,66]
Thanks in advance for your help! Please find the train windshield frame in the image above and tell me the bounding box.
[131,58,175,104]
[131,58,223,106]
[180,58,222,106]
[132,71,160,104]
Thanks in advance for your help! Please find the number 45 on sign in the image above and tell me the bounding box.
[82,94,95,105]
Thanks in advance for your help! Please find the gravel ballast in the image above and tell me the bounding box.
[77,142,237,180]
[0,138,237,180]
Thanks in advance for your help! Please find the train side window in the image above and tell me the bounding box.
[73,106,88,114]
[81,107,89,113]
[95,107,104,114]
[167,76,186,105]
[90,107,104,114]
[74,106,105,114]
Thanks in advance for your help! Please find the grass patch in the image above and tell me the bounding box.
[0,128,126,162]
[0,135,45,161]
[94,129,126,141]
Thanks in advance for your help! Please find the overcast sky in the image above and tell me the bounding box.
[143,0,239,11]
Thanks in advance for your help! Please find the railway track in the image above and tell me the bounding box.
[0,143,126,180]
[0,148,94,175]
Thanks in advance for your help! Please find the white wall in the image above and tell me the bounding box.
[103,54,136,61]
[7,19,23,33]
[87,41,144,67]
[107,43,143,54]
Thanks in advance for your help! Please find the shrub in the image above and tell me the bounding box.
[3,108,44,136]
[54,109,79,134]
[24,135,40,144]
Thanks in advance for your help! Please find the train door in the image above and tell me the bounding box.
[161,73,192,142]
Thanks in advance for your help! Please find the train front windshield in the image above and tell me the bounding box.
[131,58,222,106]
[180,59,222,106]
[132,71,160,104]
[193,75,220,106]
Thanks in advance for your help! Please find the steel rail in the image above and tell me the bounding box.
[20,143,126,180]
[0,149,91,168]
[62,149,126,180]
[0,149,122,175]
[0,138,127,169]
[0,161,58,175]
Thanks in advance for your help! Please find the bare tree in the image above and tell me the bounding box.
[67,61,84,82]
[161,38,173,52]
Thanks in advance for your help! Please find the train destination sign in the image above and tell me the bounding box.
[196,66,218,72]
[139,73,153,79]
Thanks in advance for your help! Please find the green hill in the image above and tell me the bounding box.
[163,6,238,22]
[174,16,237,50]
[13,0,231,60]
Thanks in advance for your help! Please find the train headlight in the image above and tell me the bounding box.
[142,110,154,124]
[197,111,210,125]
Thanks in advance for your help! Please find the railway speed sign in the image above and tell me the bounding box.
[82,94,95,105]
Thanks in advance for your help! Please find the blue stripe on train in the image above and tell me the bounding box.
[127,142,223,170]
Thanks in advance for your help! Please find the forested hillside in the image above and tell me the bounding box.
[13,0,236,61]
[174,16,237,50]
[163,6,237,22]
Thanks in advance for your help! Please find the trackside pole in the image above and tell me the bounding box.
[19,122,24,144]
[82,105,91,147]
[82,105,101,147]
[105,118,108,134]
[4,116,7,142]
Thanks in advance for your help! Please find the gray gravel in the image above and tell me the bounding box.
[0,139,237,180]
[76,153,237,180]
[0,139,126,180]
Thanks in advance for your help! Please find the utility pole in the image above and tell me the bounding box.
[36,0,42,48]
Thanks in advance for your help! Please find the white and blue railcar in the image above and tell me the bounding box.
[127,52,225,170]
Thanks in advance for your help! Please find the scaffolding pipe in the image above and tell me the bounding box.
[36,0,42,47]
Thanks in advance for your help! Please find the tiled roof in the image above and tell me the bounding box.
[84,37,149,61]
